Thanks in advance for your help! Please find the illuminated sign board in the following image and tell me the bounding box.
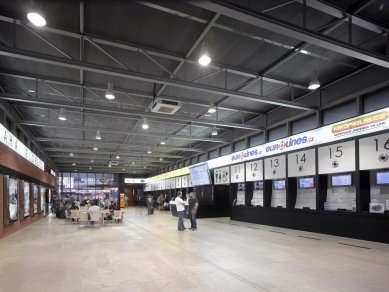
[0,122,44,170]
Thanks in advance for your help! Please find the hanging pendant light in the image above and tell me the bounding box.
[308,71,320,90]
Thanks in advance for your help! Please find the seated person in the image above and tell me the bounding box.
[87,201,100,222]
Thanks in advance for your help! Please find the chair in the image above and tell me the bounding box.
[89,212,101,227]
[71,209,80,224]
[112,210,123,223]
[79,212,89,226]
[64,209,72,224]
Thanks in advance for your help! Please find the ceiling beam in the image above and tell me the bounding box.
[190,0,389,68]
[0,14,308,90]
[44,147,184,158]
[17,120,228,143]
[0,45,317,110]
[34,137,205,152]
[0,93,261,130]
[0,70,265,115]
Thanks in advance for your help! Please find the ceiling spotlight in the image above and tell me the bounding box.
[198,54,211,66]
[93,145,98,151]
[159,157,163,161]
[212,126,218,136]
[58,108,67,121]
[144,166,147,169]
[160,139,166,145]
[142,117,149,130]
[308,71,320,90]
[147,149,152,154]
[116,155,120,159]
[132,161,136,165]
[208,104,217,113]
[105,82,115,99]
[69,152,74,157]
[72,163,76,166]
[89,167,92,170]
[108,164,112,168]
[122,168,126,171]
[90,159,94,163]
[28,90,35,93]
[74,169,78,172]
[96,130,102,140]
[27,5,46,27]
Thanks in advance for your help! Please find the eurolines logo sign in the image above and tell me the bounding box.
[266,135,314,153]
[231,148,262,161]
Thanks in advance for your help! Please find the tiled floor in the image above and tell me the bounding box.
[0,207,388,292]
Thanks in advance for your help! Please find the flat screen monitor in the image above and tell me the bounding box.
[237,183,245,191]
[253,181,263,190]
[331,174,352,187]
[189,163,212,186]
[273,179,286,190]
[298,177,315,189]
[376,171,389,185]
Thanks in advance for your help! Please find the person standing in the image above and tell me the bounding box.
[188,192,199,231]
[175,191,186,231]
[146,195,154,215]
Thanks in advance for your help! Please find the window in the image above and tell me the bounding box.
[364,88,389,113]
[268,125,287,142]
[323,101,356,125]
[234,139,246,151]
[292,115,316,134]
[209,149,218,159]
[249,133,264,147]
[198,153,207,162]
[220,145,231,156]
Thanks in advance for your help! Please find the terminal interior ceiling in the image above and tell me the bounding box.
[0,0,388,175]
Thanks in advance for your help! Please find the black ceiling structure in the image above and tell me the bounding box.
[0,0,388,175]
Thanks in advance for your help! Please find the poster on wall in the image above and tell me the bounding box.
[24,181,30,217]
[40,187,46,216]
[8,177,18,222]
[33,184,38,214]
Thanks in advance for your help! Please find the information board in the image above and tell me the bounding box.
[166,179,171,189]
[318,140,355,174]
[188,175,193,187]
[264,155,286,179]
[288,148,315,177]
[170,178,176,189]
[175,176,182,189]
[230,163,245,183]
[189,163,211,186]
[214,166,230,185]
[181,175,188,188]
[245,159,263,181]
[359,133,389,170]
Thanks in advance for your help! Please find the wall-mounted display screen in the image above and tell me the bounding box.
[331,174,352,187]
[237,183,245,191]
[298,177,315,189]
[273,179,286,190]
[189,163,212,186]
[253,181,263,190]
[376,171,389,185]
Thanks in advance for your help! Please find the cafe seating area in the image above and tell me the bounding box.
[65,208,124,227]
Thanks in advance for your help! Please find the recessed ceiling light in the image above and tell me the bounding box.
[74,169,78,172]
[208,104,217,113]
[204,114,211,117]
[69,152,74,157]
[132,161,135,165]
[142,117,149,130]
[96,130,102,140]
[108,164,112,168]
[89,167,92,170]
[27,10,46,27]
[72,163,76,166]
[28,90,35,93]
[212,126,218,136]
[308,71,320,90]
[122,168,125,171]
[105,82,115,99]
[90,159,94,163]
[116,155,120,159]
[93,145,98,151]
[198,54,211,66]
[159,157,163,161]
[58,108,67,121]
